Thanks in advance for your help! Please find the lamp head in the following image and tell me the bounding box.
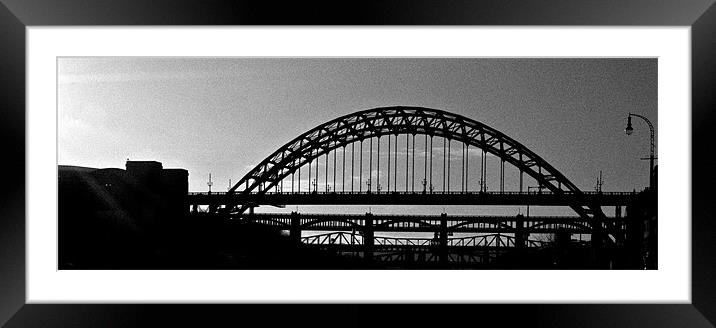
[625,115,634,135]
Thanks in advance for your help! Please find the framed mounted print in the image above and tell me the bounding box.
[1,0,715,326]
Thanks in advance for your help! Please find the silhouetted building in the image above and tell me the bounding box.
[58,161,188,268]
[58,160,363,269]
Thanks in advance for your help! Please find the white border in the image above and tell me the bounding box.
[27,27,690,303]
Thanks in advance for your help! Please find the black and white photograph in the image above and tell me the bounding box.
[57,57,658,270]
[4,0,716,325]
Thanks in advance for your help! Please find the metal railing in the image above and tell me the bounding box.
[188,190,637,196]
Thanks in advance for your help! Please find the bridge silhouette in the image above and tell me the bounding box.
[188,190,635,206]
[186,106,654,268]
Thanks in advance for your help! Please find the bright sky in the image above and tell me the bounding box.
[58,57,657,205]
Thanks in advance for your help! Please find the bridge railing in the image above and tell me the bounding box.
[188,190,637,196]
[236,212,618,221]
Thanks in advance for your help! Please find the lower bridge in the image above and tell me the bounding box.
[188,212,632,267]
[301,231,551,267]
[218,212,625,234]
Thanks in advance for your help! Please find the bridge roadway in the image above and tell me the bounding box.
[187,212,622,266]
[187,190,636,207]
[190,212,626,234]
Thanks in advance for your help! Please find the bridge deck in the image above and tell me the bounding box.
[187,191,636,206]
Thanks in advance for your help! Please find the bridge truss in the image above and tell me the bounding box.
[223,106,606,225]
[185,211,631,267]
[301,231,550,266]
[187,106,649,267]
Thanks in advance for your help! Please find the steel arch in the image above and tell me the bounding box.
[228,106,604,222]
[301,218,361,230]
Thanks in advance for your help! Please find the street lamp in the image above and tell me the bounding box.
[625,113,656,191]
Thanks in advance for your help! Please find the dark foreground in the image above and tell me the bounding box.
[58,162,656,270]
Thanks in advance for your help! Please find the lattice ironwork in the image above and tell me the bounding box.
[300,231,547,248]
[227,106,604,223]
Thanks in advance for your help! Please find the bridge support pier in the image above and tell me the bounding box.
[514,214,527,266]
[290,212,301,246]
[439,213,448,267]
[514,214,526,249]
[364,213,374,263]
[592,216,605,268]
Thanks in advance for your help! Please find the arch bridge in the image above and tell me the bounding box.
[188,106,641,265]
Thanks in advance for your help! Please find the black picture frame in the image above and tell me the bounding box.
[1,0,715,326]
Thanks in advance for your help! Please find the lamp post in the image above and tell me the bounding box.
[625,113,656,191]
